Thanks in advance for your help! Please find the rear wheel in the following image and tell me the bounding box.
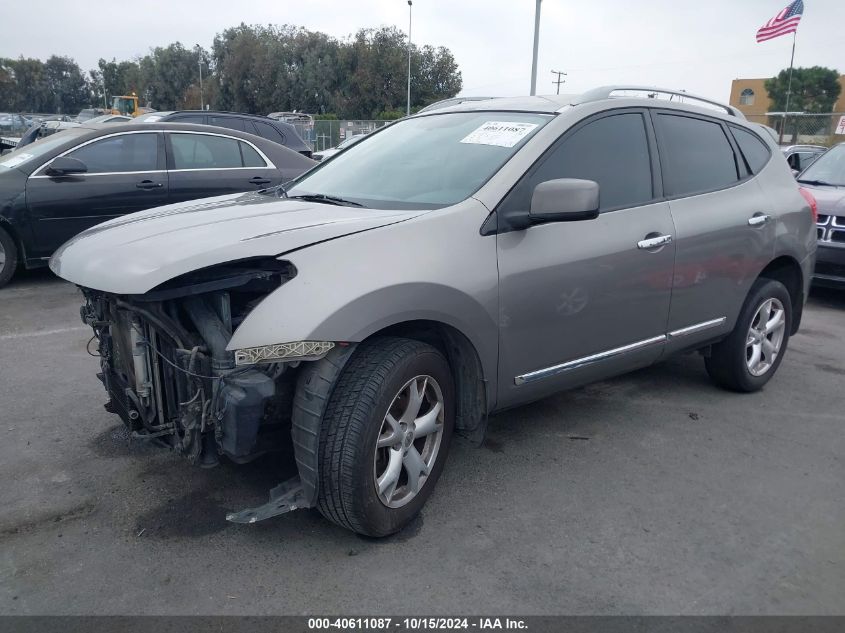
[705,278,792,392]
[317,337,454,536]
[0,227,18,288]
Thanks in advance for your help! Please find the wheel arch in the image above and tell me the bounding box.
[757,255,804,335]
[0,216,24,262]
[290,317,491,508]
[371,319,490,442]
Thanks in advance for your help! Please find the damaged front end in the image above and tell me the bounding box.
[81,258,309,472]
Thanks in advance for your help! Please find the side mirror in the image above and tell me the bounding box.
[45,156,88,177]
[529,178,600,223]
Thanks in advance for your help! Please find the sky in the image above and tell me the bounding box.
[2,0,844,104]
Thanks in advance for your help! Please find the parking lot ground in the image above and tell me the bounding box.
[0,269,843,615]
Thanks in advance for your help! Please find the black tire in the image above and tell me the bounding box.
[705,278,792,392]
[0,226,18,288]
[317,337,454,537]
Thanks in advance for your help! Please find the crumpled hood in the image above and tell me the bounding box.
[804,184,845,217]
[50,191,424,294]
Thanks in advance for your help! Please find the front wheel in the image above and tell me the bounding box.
[705,278,792,392]
[0,227,18,288]
[317,337,454,536]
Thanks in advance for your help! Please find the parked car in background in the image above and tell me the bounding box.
[40,119,81,137]
[0,122,315,286]
[313,133,367,161]
[0,113,30,135]
[797,143,845,287]
[51,87,814,537]
[76,109,107,123]
[781,144,827,173]
[134,111,313,158]
[82,114,133,125]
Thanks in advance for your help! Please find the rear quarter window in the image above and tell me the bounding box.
[730,126,771,174]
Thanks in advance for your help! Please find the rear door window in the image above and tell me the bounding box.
[209,116,246,132]
[169,114,206,125]
[240,142,267,167]
[655,114,739,196]
[66,133,159,173]
[170,133,244,169]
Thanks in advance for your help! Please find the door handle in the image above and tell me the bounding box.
[748,214,771,226]
[249,177,271,185]
[136,180,163,190]
[637,234,673,250]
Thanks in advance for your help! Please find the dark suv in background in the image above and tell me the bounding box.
[134,111,313,158]
[797,142,845,287]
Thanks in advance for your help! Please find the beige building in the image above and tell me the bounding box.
[729,76,845,116]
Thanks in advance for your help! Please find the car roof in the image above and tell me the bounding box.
[426,95,575,115]
[420,86,748,121]
[56,122,284,148]
[167,110,282,122]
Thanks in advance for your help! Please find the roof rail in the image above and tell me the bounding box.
[575,86,746,119]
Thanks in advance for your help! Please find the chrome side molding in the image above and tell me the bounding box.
[514,317,728,386]
[668,317,727,339]
[514,335,666,386]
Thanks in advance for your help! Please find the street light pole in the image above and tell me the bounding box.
[406,0,413,116]
[196,45,204,110]
[530,0,541,95]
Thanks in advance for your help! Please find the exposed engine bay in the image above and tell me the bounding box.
[80,258,302,469]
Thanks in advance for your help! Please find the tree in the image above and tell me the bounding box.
[5,58,52,112]
[0,60,16,111]
[97,58,144,106]
[138,44,206,110]
[765,66,842,113]
[44,56,89,113]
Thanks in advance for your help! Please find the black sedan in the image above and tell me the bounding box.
[0,122,315,286]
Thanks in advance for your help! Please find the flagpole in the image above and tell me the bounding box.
[780,31,797,144]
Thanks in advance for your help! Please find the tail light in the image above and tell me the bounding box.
[799,187,818,224]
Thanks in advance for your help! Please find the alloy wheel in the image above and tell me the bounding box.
[746,297,786,377]
[373,375,445,508]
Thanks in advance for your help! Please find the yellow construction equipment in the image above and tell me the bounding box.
[110,94,141,117]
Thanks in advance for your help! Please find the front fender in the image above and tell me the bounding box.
[227,200,500,404]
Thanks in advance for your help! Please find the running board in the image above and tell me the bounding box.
[226,477,309,524]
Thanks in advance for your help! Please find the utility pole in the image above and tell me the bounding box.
[196,45,204,110]
[406,0,413,116]
[530,0,541,95]
[551,70,567,94]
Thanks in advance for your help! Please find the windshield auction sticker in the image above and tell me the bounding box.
[460,121,538,148]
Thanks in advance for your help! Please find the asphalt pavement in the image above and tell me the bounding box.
[1,269,843,615]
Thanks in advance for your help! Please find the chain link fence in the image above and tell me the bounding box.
[746,113,845,146]
[288,120,393,152]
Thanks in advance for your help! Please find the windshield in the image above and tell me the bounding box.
[0,129,87,171]
[799,144,845,186]
[287,111,551,209]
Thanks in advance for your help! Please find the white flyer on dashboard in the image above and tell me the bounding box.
[460,121,538,148]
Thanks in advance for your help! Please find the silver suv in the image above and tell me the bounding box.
[52,86,816,537]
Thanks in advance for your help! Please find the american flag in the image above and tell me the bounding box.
[756,0,804,42]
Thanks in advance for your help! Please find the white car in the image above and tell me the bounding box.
[313,134,367,161]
